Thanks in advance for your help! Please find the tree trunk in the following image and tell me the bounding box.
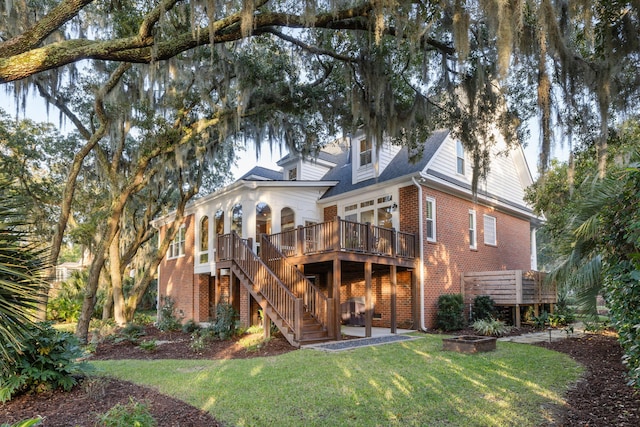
[110,229,127,326]
[102,272,113,321]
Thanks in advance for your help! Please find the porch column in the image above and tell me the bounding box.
[365,261,372,338]
[332,257,341,340]
[390,265,397,334]
[411,267,420,329]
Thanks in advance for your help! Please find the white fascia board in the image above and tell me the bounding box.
[241,180,339,189]
[318,175,417,205]
[418,170,541,222]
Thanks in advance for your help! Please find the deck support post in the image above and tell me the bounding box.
[263,311,271,340]
[391,265,397,334]
[332,258,341,340]
[365,261,372,338]
[411,265,419,330]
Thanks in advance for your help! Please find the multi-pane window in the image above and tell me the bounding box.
[168,225,186,259]
[288,167,297,181]
[360,139,372,166]
[199,216,209,264]
[469,210,477,250]
[426,197,436,242]
[484,214,497,246]
[343,197,393,227]
[456,140,465,175]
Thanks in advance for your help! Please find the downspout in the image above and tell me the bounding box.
[412,177,427,331]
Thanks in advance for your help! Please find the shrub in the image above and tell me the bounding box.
[156,297,182,332]
[0,322,91,403]
[133,312,155,326]
[435,294,464,331]
[210,303,238,340]
[96,397,157,427]
[472,318,512,336]
[47,270,87,322]
[138,340,157,352]
[181,319,200,333]
[531,311,549,329]
[113,323,146,344]
[472,295,495,321]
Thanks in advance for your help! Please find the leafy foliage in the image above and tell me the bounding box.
[113,323,146,344]
[472,318,512,337]
[0,180,48,366]
[96,397,157,427]
[0,322,90,403]
[472,295,495,321]
[210,303,238,340]
[156,297,182,332]
[0,418,43,427]
[47,270,87,322]
[435,294,465,331]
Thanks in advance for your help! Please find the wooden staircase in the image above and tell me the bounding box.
[223,232,333,347]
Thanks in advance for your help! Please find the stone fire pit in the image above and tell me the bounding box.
[442,335,497,353]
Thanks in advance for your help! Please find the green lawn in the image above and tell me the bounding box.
[91,334,582,426]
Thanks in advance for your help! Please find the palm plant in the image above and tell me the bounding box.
[0,182,48,366]
[546,172,617,318]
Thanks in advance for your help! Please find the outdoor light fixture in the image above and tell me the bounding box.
[391,203,398,211]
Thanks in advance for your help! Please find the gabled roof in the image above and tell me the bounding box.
[320,130,450,199]
[238,166,283,181]
[276,147,344,167]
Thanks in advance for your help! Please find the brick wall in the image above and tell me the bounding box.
[157,215,196,322]
[324,205,338,222]
[402,184,532,328]
[340,270,413,329]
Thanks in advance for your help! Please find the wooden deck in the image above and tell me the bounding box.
[461,270,556,327]
[264,217,417,268]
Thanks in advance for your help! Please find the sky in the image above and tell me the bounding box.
[1,91,566,181]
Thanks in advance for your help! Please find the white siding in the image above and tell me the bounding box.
[300,161,332,180]
[377,139,402,174]
[429,136,531,208]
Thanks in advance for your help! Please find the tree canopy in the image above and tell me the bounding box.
[3,1,640,176]
[3,1,640,346]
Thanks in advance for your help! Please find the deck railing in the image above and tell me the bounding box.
[266,217,416,259]
[218,232,301,338]
[259,235,331,334]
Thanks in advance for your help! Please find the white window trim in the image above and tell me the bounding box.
[168,225,186,259]
[426,197,436,242]
[359,138,373,168]
[341,194,395,228]
[197,216,209,265]
[484,214,497,246]
[456,140,465,176]
[469,209,477,250]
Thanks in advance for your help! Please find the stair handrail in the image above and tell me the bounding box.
[260,235,329,329]
[227,232,300,337]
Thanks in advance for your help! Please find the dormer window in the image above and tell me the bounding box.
[288,167,297,181]
[456,140,465,175]
[359,139,372,167]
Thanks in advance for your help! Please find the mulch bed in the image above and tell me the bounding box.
[1,326,639,426]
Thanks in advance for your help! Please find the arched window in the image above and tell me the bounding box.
[281,207,295,231]
[231,204,242,236]
[214,209,224,235]
[199,216,209,264]
[256,203,272,236]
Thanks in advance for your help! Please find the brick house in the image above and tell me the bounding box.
[153,130,547,346]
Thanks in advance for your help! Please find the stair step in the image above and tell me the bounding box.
[302,331,328,340]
